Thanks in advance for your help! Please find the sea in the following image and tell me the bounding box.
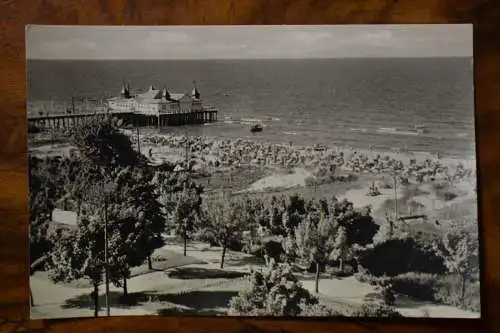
[27,58,476,159]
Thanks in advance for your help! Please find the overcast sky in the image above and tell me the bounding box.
[26,24,472,60]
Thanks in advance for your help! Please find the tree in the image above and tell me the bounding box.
[331,226,348,271]
[228,262,318,316]
[330,199,379,247]
[202,196,248,269]
[64,116,165,292]
[66,116,145,169]
[154,171,179,216]
[155,170,203,236]
[48,212,106,317]
[67,168,123,301]
[37,115,168,309]
[48,173,152,313]
[433,221,479,306]
[86,166,165,295]
[372,210,399,244]
[239,196,261,252]
[171,187,202,256]
[294,213,337,293]
[119,167,165,272]
[29,156,63,307]
[105,202,142,297]
[57,158,103,216]
[269,204,284,235]
[282,193,307,236]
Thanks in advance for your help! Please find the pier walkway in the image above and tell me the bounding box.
[27,107,218,131]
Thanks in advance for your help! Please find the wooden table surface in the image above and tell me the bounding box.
[1,1,499,332]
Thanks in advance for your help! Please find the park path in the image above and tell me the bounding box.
[31,240,480,319]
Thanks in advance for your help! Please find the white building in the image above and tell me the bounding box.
[106,83,203,115]
[51,208,78,226]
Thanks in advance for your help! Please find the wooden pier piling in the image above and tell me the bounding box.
[27,106,218,132]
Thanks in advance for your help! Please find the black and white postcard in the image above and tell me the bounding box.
[27,24,479,319]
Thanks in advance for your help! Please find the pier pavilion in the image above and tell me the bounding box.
[27,83,218,132]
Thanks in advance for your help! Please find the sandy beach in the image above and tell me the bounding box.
[29,130,477,222]
[137,132,476,174]
[136,132,476,207]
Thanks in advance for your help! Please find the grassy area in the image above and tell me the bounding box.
[196,165,270,194]
[233,170,374,202]
[31,239,480,319]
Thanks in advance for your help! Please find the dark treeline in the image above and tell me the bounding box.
[29,117,200,315]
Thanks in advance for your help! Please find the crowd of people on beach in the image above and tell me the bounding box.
[141,134,475,184]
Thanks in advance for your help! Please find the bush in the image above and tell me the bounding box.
[434,275,481,312]
[361,283,397,306]
[228,263,318,316]
[355,272,480,312]
[299,302,341,316]
[390,273,440,302]
[349,303,402,318]
[381,286,396,306]
[354,272,377,284]
[227,239,245,252]
[305,177,319,187]
[329,265,356,278]
[306,261,326,274]
[432,182,447,191]
[432,182,464,202]
[357,237,446,277]
[356,273,438,303]
[441,191,458,201]
[336,174,358,182]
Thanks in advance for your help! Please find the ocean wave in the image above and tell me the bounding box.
[377,127,420,136]
[240,118,262,123]
[282,131,297,135]
[350,128,368,133]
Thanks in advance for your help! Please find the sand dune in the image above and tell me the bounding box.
[245,168,313,192]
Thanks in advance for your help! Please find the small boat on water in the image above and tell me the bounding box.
[313,143,327,152]
[414,124,428,134]
[250,124,263,133]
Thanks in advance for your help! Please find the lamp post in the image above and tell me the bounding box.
[393,172,398,222]
[104,192,109,316]
[136,125,141,155]
[102,181,114,317]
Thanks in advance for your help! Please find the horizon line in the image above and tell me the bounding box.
[27,55,473,61]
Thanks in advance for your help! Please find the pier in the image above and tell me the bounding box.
[27,101,218,132]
